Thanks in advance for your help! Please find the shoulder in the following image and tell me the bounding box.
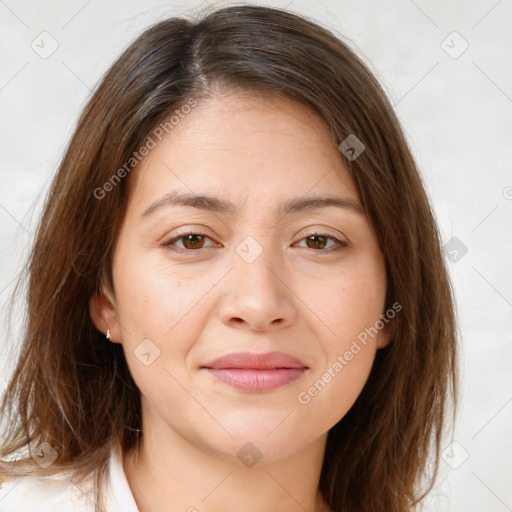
[0,444,140,512]
[0,469,96,512]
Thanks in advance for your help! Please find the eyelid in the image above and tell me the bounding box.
[295,225,350,248]
[161,227,219,249]
[294,231,349,252]
[161,227,350,254]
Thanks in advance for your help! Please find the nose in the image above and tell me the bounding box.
[218,243,297,332]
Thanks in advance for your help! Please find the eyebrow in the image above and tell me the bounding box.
[140,191,365,219]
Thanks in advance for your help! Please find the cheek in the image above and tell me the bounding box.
[296,343,376,433]
[294,253,385,425]
[112,257,207,384]
[303,254,386,347]
[114,254,200,335]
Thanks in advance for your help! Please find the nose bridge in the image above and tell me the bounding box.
[218,234,296,330]
[234,234,285,298]
[237,236,280,289]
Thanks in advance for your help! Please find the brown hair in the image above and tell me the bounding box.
[0,4,457,511]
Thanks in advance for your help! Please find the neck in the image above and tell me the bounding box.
[123,408,331,512]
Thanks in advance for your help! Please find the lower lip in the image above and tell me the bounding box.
[205,368,307,392]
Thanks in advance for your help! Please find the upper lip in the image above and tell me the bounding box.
[202,351,308,370]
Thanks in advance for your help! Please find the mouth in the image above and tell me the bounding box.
[204,368,307,392]
[201,351,309,393]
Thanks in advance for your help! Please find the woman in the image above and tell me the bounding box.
[0,4,457,511]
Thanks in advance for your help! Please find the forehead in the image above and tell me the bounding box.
[126,91,360,213]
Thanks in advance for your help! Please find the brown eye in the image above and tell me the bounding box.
[295,233,348,252]
[162,232,216,251]
[180,234,207,249]
[304,235,329,250]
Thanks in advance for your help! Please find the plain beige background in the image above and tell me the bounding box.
[0,1,511,510]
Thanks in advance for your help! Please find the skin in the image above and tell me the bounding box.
[90,89,391,512]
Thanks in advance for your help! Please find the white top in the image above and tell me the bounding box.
[0,444,140,512]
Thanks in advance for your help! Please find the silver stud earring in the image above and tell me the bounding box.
[106,329,111,340]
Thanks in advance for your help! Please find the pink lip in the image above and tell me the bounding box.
[203,351,307,370]
[201,351,308,393]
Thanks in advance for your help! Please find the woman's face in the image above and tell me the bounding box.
[92,90,390,460]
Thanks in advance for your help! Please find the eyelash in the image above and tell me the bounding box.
[161,229,349,254]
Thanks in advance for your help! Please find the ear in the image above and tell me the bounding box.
[89,284,123,344]
[376,320,394,350]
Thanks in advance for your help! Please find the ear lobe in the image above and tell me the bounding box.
[89,286,122,344]
[376,323,393,349]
